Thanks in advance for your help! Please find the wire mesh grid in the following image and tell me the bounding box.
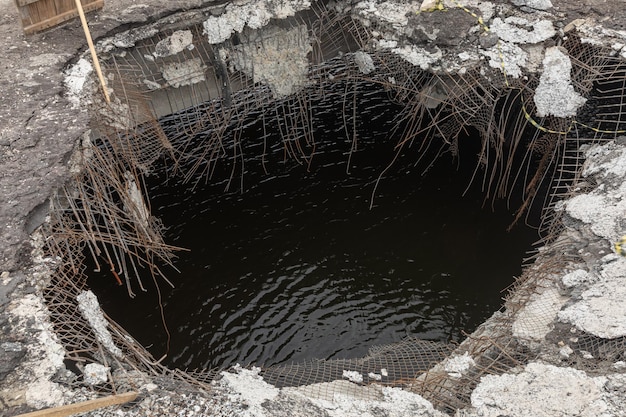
[39,1,626,413]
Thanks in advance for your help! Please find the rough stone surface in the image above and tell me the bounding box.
[534,47,587,118]
[470,362,609,417]
[353,51,375,74]
[558,258,626,339]
[154,30,194,58]
[3,292,66,410]
[561,269,592,288]
[443,352,476,379]
[565,143,626,241]
[161,57,207,88]
[226,24,312,98]
[481,40,527,78]
[83,363,110,385]
[406,7,478,47]
[0,342,26,380]
[511,0,553,11]
[202,0,311,44]
[490,16,556,44]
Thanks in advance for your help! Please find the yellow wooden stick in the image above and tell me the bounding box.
[13,391,138,417]
[74,0,110,103]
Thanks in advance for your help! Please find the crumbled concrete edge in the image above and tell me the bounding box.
[4,293,66,409]
[202,0,312,44]
[555,141,626,339]
[223,24,313,98]
[453,139,626,416]
[469,362,624,416]
[0,234,80,411]
[349,0,557,79]
[210,365,447,417]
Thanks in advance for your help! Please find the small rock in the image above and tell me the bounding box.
[479,32,499,49]
[143,383,158,392]
[83,363,109,385]
[559,345,574,359]
[0,342,26,380]
[510,0,552,11]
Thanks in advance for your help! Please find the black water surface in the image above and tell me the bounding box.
[88,87,539,371]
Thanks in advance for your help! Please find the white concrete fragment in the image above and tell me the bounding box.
[490,17,556,44]
[124,171,150,229]
[419,0,439,12]
[269,0,312,19]
[558,259,626,339]
[444,352,475,379]
[25,380,64,410]
[353,51,375,74]
[534,47,587,118]
[604,374,626,415]
[342,370,364,384]
[566,192,620,240]
[562,269,592,288]
[227,25,311,98]
[559,344,574,358]
[153,30,193,57]
[161,57,207,88]
[353,0,419,30]
[511,0,553,11]
[76,290,123,358]
[583,142,626,178]
[64,58,93,107]
[9,294,66,409]
[512,285,567,342]
[216,365,279,416]
[142,79,162,90]
[216,370,446,416]
[83,363,109,385]
[471,362,609,417]
[294,382,446,417]
[291,380,383,402]
[390,44,442,70]
[482,41,527,78]
[202,1,311,45]
[367,372,382,381]
[203,4,269,44]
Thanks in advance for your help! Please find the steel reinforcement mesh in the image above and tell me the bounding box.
[41,1,626,413]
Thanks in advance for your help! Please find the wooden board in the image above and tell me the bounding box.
[15,0,104,34]
[13,391,138,417]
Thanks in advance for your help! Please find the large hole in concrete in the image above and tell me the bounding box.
[37,3,626,413]
[85,80,540,370]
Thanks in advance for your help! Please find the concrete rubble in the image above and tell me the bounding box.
[470,362,620,417]
[2,0,626,416]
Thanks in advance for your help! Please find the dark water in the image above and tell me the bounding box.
[88,88,539,371]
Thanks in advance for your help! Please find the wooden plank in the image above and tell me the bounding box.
[20,0,104,34]
[31,0,53,28]
[56,0,76,16]
[15,0,35,28]
[13,391,138,417]
[16,0,41,6]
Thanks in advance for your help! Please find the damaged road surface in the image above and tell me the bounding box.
[3,0,626,416]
